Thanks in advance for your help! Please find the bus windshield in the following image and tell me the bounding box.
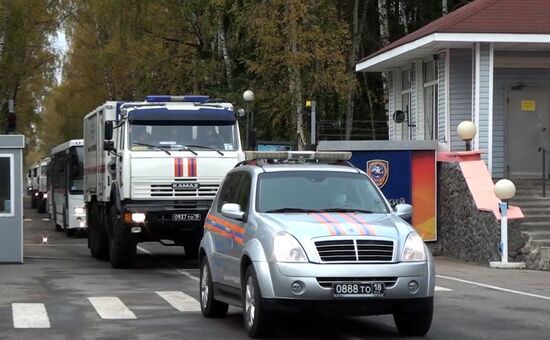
[69,146,84,194]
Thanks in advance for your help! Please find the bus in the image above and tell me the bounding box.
[49,139,86,236]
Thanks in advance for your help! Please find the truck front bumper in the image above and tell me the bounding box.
[121,200,212,244]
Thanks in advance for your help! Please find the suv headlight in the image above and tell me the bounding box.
[273,233,308,263]
[402,232,426,262]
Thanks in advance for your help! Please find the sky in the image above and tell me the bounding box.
[50,29,69,83]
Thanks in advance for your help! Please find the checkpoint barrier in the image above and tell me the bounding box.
[318,140,437,241]
[0,135,24,263]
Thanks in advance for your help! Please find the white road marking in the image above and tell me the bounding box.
[176,269,200,282]
[12,303,51,328]
[435,286,452,292]
[156,291,201,312]
[88,297,137,319]
[437,274,550,301]
[41,218,50,221]
[137,245,152,255]
[24,243,87,247]
[23,218,32,222]
[137,245,200,282]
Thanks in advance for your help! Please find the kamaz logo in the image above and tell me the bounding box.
[172,182,200,189]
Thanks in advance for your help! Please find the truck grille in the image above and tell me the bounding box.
[149,183,219,197]
[314,239,394,263]
[316,277,398,289]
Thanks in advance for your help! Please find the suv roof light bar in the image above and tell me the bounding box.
[145,95,209,103]
[245,151,351,161]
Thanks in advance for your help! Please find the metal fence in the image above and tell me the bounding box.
[317,120,389,141]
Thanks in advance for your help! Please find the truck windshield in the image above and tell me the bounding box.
[129,123,237,151]
[256,171,390,214]
[69,146,84,194]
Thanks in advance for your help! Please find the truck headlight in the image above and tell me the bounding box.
[402,233,426,262]
[131,212,146,223]
[74,207,84,214]
[273,233,308,263]
[43,193,48,198]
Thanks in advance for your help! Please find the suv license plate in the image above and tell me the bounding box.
[331,282,385,298]
[172,213,201,222]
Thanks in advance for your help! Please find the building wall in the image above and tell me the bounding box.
[387,71,395,140]
[438,51,447,143]
[477,43,492,166]
[449,49,473,151]
[493,68,550,178]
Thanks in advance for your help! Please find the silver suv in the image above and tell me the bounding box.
[199,151,435,338]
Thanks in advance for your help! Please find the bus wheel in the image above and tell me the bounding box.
[109,205,136,269]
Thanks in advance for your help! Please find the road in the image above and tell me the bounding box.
[0,198,549,339]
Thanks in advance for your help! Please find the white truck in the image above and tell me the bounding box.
[83,95,244,268]
[29,162,39,208]
[36,157,50,213]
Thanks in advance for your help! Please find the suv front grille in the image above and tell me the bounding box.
[316,277,398,289]
[315,239,394,263]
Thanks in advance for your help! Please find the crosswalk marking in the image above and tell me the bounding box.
[12,303,51,328]
[88,297,137,320]
[435,286,452,292]
[156,291,201,312]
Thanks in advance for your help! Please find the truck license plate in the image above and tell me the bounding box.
[172,213,201,222]
[331,282,385,298]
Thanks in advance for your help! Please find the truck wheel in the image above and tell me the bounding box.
[393,299,433,336]
[90,205,109,260]
[200,258,228,318]
[31,194,37,209]
[184,242,200,259]
[37,196,47,213]
[243,266,273,338]
[109,205,137,269]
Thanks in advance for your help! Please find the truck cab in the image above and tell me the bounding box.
[84,95,244,268]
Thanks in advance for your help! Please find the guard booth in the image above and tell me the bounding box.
[318,140,438,241]
[0,135,24,263]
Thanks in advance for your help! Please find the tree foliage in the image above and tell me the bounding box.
[2,0,474,160]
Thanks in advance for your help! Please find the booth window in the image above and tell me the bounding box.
[0,155,14,216]
[423,60,439,140]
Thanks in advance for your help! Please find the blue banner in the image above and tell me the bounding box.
[349,151,412,207]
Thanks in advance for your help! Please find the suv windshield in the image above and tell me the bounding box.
[256,171,390,214]
[129,123,237,151]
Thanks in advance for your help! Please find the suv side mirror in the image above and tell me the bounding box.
[395,203,413,219]
[221,203,245,221]
[105,121,114,140]
[104,140,116,152]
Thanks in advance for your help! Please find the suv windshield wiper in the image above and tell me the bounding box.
[132,142,171,155]
[321,208,374,213]
[264,208,322,213]
[182,144,224,156]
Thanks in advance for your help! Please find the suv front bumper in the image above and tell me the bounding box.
[254,260,434,302]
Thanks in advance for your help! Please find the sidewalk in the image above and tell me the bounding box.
[435,256,550,297]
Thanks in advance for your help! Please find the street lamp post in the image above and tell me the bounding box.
[490,179,525,269]
[457,121,476,151]
[243,90,255,150]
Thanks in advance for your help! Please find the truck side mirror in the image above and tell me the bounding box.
[104,140,116,152]
[105,121,114,140]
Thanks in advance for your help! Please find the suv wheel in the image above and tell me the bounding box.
[393,299,433,336]
[199,259,228,318]
[243,266,272,338]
